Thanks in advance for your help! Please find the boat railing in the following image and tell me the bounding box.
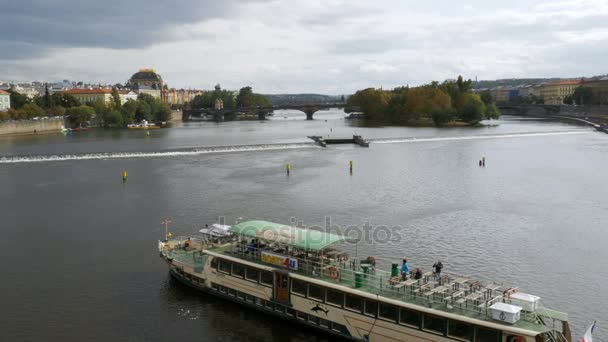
[163,238,568,332]
[221,244,539,322]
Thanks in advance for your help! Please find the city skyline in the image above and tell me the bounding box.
[1,0,607,93]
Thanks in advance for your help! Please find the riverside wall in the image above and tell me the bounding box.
[0,118,65,136]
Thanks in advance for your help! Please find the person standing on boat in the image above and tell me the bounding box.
[433,261,443,283]
[401,259,410,281]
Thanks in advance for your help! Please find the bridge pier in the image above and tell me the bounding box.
[304,109,317,120]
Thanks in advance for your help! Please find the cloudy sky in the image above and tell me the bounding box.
[1,0,607,93]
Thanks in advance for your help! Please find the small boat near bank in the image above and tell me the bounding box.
[159,220,572,342]
[127,120,163,129]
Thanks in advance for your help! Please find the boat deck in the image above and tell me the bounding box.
[162,242,563,335]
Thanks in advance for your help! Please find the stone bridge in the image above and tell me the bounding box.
[497,105,561,116]
[183,103,352,121]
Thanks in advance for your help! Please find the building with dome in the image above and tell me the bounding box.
[127,68,164,100]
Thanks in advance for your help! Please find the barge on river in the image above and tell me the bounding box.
[159,220,571,342]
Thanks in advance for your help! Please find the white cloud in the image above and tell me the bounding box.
[1,0,607,93]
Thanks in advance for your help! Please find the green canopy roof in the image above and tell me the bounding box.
[229,220,345,251]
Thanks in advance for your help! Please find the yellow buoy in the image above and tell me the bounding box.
[122,170,128,182]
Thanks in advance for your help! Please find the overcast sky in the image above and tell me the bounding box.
[1,0,607,93]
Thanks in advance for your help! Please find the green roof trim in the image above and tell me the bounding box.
[229,220,345,251]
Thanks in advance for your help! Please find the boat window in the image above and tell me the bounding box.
[319,318,330,328]
[399,308,422,328]
[219,259,231,274]
[379,302,397,321]
[260,271,273,286]
[245,267,259,282]
[308,283,324,301]
[291,278,307,296]
[307,315,319,325]
[228,288,236,297]
[364,300,378,317]
[210,257,218,269]
[285,307,295,316]
[264,300,273,309]
[232,263,245,278]
[296,311,306,321]
[475,327,501,342]
[448,320,473,341]
[423,314,446,335]
[237,291,245,300]
[245,295,254,303]
[211,283,219,291]
[326,288,344,307]
[399,308,421,328]
[345,295,363,312]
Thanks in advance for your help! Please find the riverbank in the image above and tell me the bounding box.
[0,117,64,136]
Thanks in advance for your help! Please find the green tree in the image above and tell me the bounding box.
[121,99,138,124]
[135,101,152,122]
[431,108,456,126]
[347,88,391,122]
[563,95,574,105]
[111,88,122,110]
[480,90,493,105]
[48,106,66,117]
[460,93,486,124]
[67,105,94,127]
[51,93,80,108]
[236,86,272,109]
[6,89,31,109]
[456,75,473,93]
[102,110,124,128]
[573,86,593,105]
[43,84,53,108]
[485,103,500,120]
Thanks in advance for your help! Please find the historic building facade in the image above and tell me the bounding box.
[0,90,10,111]
[540,80,582,105]
[127,69,164,100]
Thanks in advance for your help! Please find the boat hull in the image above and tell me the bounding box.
[166,262,358,341]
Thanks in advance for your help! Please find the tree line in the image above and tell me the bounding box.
[347,76,500,126]
[188,85,271,110]
[0,88,170,128]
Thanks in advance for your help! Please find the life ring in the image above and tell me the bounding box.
[507,335,524,342]
[328,266,340,281]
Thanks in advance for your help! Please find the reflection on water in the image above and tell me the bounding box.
[0,113,606,341]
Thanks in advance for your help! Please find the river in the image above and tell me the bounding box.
[0,110,606,342]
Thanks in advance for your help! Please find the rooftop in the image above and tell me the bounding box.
[0,90,9,95]
[229,220,346,251]
[544,79,582,86]
[63,88,113,95]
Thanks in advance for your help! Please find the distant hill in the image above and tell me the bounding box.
[262,94,345,106]
[472,78,561,89]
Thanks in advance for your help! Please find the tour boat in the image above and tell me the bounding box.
[159,220,572,342]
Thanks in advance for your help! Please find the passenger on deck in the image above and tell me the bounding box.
[184,237,192,249]
[414,268,423,280]
[433,260,443,282]
[247,239,256,254]
[401,259,410,281]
